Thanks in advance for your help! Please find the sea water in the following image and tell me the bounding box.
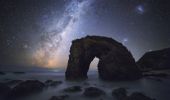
[0,70,170,100]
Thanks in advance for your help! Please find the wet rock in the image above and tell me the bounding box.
[127,92,156,100]
[6,80,23,85]
[9,80,45,98]
[143,72,168,78]
[66,36,142,81]
[0,83,11,99]
[45,80,62,87]
[83,87,105,97]
[137,48,170,71]
[48,81,62,86]
[63,86,82,92]
[83,82,90,86]
[112,87,127,100]
[146,77,162,82]
[45,80,53,84]
[49,95,69,100]
[112,88,155,100]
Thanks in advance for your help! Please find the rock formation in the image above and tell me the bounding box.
[45,80,62,87]
[0,83,11,100]
[65,36,142,81]
[112,88,155,100]
[137,48,170,71]
[126,92,155,100]
[83,87,105,97]
[63,86,82,93]
[9,80,45,98]
[49,95,69,100]
[112,87,127,100]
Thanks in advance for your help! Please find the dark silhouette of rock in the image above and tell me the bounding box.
[143,72,168,78]
[9,80,45,98]
[45,80,53,84]
[66,36,142,80]
[112,88,155,100]
[45,80,62,87]
[49,95,69,100]
[83,87,105,97]
[127,92,155,100]
[50,81,62,87]
[63,86,82,92]
[6,80,23,85]
[137,48,170,71]
[83,82,90,86]
[112,87,127,100]
[0,83,11,100]
[146,77,162,82]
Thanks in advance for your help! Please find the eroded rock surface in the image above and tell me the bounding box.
[45,80,62,87]
[0,83,11,99]
[49,95,69,100]
[6,80,23,85]
[66,36,142,80]
[63,86,82,93]
[137,48,170,71]
[112,88,155,100]
[83,87,105,97]
[9,80,45,98]
[127,92,155,100]
[112,87,127,100]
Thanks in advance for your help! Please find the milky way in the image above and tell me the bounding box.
[32,0,94,68]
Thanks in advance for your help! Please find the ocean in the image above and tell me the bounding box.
[0,70,170,100]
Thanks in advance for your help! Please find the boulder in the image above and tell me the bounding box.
[45,80,53,84]
[143,72,168,78]
[9,80,45,98]
[137,48,170,71]
[6,80,23,85]
[83,82,90,86]
[112,89,155,100]
[45,80,62,87]
[49,95,69,100]
[112,87,127,100]
[66,36,142,81]
[63,86,82,92]
[0,83,11,99]
[83,87,105,97]
[126,92,155,100]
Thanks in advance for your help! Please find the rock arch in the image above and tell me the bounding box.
[65,36,142,81]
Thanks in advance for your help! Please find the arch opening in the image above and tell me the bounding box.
[88,57,99,76]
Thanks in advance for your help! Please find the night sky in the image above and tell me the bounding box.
[0,0,170,69]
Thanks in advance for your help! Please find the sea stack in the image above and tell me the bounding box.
[65,36,142,81]
[137,48,170,71]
